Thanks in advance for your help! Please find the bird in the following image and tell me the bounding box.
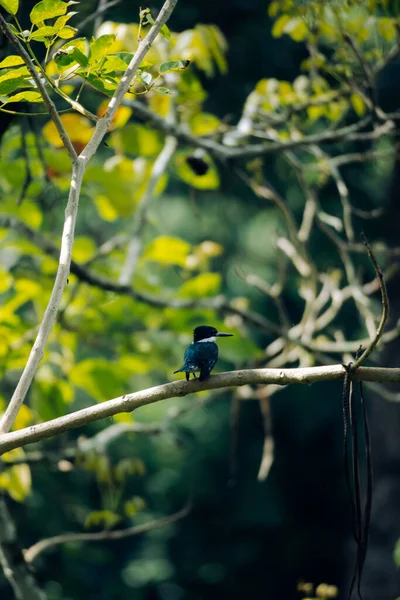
[173,325,234,382]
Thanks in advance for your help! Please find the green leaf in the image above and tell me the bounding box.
[394,538,400,567]
[140,71,152,86]
[54,43,88,68]
[103,55,131,72]
[84,510,121,530]
[89,34,116,66]
[0,76,29,97]
[154,86,173,96]
[0,56,24,69]
[159,24,171,41]
[31,378,74,421]
[179,273,221,298]
[69,358,123,401]
[58,25,77,39]
[73,236,96,263]
[4,91,43,103]
[190,112,220,136]
[30,0,68,25]
[85,73,117,97]
[0,0,18,15]
[30,25,57,40]
[159,59,191,74]
[0,450,31,502]
[143,236,191,267]
[53,11,77,30]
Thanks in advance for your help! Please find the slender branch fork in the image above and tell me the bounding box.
[0,0,179,435]
[1,365,400,455]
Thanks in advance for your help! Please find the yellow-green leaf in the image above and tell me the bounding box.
[190,112,220,136]
[58,25,77,39]
[175,152,220,190]
[377,18,396,42]
[4,91,43,104]
[285,18,308,42]
[73,237,96,263]
[0,0,18,15]
[94,194,118,221]
[89,34,116,65]
[0,449,31,502]
[30,0,68,25]
[143,235,191,267]
[179,273,221,298]
[30,25,57,39]
[350,93,366,116]
[272,15,290,38]
[0,55,24,68]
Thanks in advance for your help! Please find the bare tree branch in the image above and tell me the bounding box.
[2,366,400,455]
[24,502,191,564]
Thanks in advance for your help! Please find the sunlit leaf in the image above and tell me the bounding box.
[43,114,93,147]
[58,25,78,39]
[54,11,77,30]
[159,23,171,41]
[0,0,18,15]
[4,91,43,104]
[175,152,220,189]
[30,0,68,25]
[89,34,116,66]
[73,237,96,263]
[94,194,118,221]
[0,449,31,502]
[0,56,24,68]
[179,273,221,298]
[143,236,191,267]
[115,123,162,157]
[0,269,13,293]
[30,25,57,40]
[190,112,220,136]
[350,93,366,116]
[70,358,124,401]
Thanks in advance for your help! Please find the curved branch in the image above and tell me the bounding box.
[351,234,389,371]
[2,365,400,455]
[24,503,191,564]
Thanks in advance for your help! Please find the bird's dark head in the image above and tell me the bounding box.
[193,325,234,343]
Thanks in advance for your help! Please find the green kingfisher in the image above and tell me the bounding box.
[173,325,234,382]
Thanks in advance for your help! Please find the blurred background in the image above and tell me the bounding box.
[0,1,400,599]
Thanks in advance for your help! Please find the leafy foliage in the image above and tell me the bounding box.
[0,0,399,598]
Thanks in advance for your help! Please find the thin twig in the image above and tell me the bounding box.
[24,502,191,563]
[351,234,389,371]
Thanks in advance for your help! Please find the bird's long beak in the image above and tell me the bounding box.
[216,332,234,337]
